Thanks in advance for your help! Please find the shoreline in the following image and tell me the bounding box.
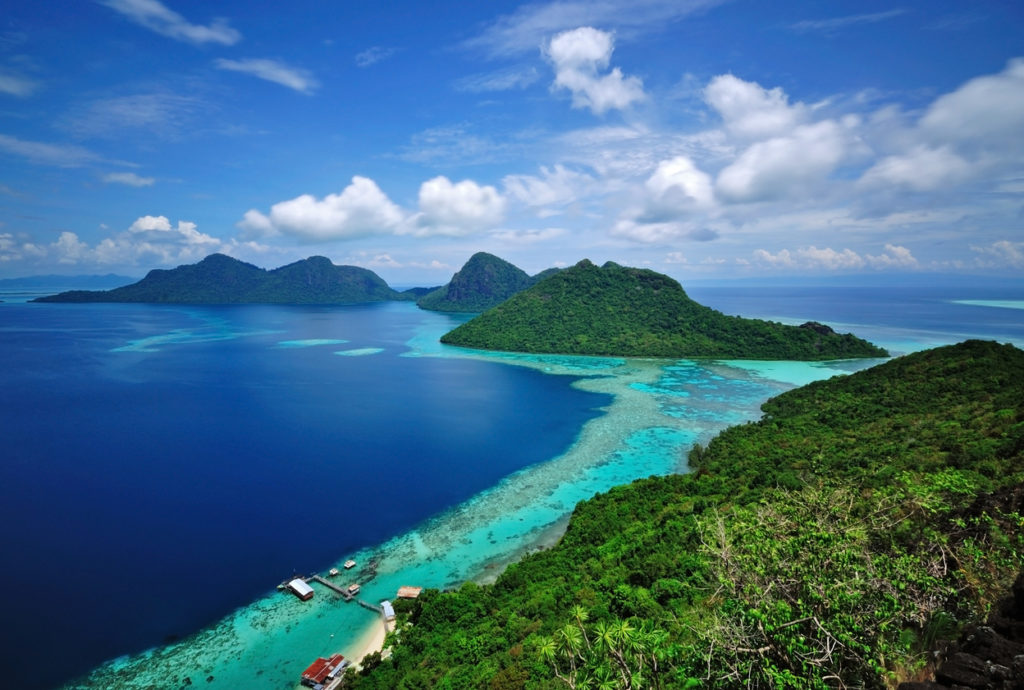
[346,618,389,669]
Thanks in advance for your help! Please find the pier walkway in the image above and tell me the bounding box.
[308,575,355,601]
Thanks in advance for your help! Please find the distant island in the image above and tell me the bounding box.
[417,252,556,313]
[442,259,888,360]
[32,254,413,305]
[0,273,136,289]
[350,339,1024,689]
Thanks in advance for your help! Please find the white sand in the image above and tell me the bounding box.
[345,619,390,668]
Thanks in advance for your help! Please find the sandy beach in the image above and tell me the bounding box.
[346,618,390,669]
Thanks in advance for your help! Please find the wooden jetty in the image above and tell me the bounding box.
[309,575,355,601]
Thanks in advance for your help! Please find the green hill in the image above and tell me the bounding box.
[32,254,411,304]
[417,252,539,313]
[441,259,888,360]
[351,340,1024,689]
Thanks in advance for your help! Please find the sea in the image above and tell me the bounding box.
[1,283,1022,690]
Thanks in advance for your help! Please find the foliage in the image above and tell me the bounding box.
[349,341,1024,689]
[441,259,888,360]
[33,253,412,304]
[417,252,544,313]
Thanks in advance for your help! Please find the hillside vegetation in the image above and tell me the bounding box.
[351,340,1024,689]
[441,259,888,360]
[417,252,547,313]
[33,254,410,304]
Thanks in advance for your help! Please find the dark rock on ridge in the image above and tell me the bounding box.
[898,570,1024,689]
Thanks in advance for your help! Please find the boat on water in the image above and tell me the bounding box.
[344,559,356,569]
[347,583,360,595]
[328,567,340,577]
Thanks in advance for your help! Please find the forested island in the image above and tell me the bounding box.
[442,259,888,360]
[32,254,413,305]
[417,252,553,312]
[352,340,1024,688]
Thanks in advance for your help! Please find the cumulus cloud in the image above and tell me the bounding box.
[753,244,919,271]
[920,58,1024,149]
[866,244,919,268]
[98,0,241,45]
[46,216,224,267]
[638,156,714,221]
[859,145,972,192]
[971,240,1024,268]
[103,171,155,187]
[238,176,404,242]
[716,120,849,202]
[215,58,318,94]
[407,176,506,237]
[704,74,806,139]
[544,27,644,115]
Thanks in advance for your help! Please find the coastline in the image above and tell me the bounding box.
[65,335,868,689]
[346,618,389,668]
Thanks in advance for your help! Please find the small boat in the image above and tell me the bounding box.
[347,583,360,595]
[344,560,356,569]
[328,568,340,577]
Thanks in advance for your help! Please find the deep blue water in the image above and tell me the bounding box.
[686,285,1024,346]
[0,302,610,689]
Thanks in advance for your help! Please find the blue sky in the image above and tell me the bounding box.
[0,0,1022,283]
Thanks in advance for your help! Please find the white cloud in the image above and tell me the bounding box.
[407,176,506,237]
[215,58,318,94]
[46,217,224,267]
[103,171,155,187]
[491,227,567,244]
[752,244,919,271]
[355,46,396,68]
[920,58,1024,149]
[98,0,241,45]
[455,67,540,93]
[611,219,718,244]
[789,9,907,34]
[859,145,972,192]
[704,74,806,139]
[503,164,593,210]
[639,156,714,221]
[0,68,39,98]
[238,176,404,242]
[866,244,919,268]
[544,27,645,115]
[716,120,849,202]
[971,240,1024,268]
[63,92,205,139]
[463,0,725,58]
[52,231,92,264]
[0,133,110,167]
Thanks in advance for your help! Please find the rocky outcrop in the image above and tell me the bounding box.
[899,572,1024,689]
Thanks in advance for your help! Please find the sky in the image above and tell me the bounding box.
[0,0,1022,284]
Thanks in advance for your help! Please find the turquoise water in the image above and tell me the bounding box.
[61,286,1024,689]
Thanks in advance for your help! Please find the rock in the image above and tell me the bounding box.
[962,626,1024,667]
[936,652,993,688]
